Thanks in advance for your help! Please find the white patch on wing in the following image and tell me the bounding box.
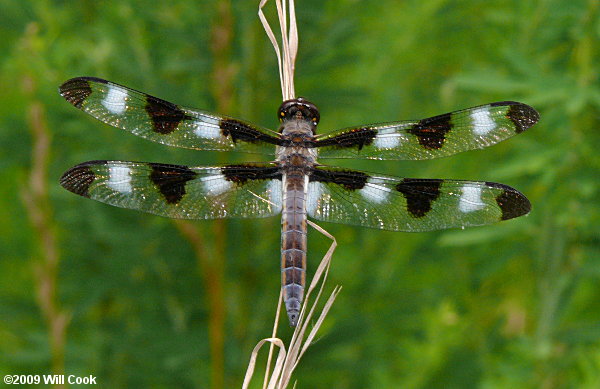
[459,185,485,213]
[201,172,233,196]
[373,127,401,149]
[267,179,283,209]
[193,115,222,139]
[374,135,400,149]
[101,85,128,115]
[306,181,325,216]
[359,177,390,204]
[107,165,132,193]
[471,107,496,135]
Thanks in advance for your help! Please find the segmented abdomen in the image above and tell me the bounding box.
[281,173,308,326]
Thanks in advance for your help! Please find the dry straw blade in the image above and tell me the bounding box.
[258,0,298,100]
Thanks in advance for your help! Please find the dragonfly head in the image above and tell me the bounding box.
[278,97,320,132]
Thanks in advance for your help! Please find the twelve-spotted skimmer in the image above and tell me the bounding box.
[59,77,538,326]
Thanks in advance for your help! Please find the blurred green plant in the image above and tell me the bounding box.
[0,0,598,388]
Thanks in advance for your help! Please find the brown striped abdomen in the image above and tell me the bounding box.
[281,173,307,326]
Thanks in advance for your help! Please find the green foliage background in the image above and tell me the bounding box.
[1,0,599,387]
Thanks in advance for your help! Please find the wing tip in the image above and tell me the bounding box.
[60,160,107,198]
[59,77,106,108]
[490,101,540,133]
[485,181,532,220]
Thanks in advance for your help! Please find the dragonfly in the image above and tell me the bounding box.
[59,77,539,326]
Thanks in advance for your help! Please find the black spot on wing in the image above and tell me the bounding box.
[310,168,369,190]
[220,119,282,145]
[149,163,198,204]
[485,181,531,220]
[315,128,377,150]
[406,113,452,150]
[497,102,539,134]
[221,164,282,184]
[396,178,443,218]
[145,95,193,135]
[59,78,97,108]
[60,160,106,198]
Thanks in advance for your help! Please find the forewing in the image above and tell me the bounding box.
[59,77,283,154]
[307,166,531,231]
[315,102,539,160]
[60,161,283,219]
